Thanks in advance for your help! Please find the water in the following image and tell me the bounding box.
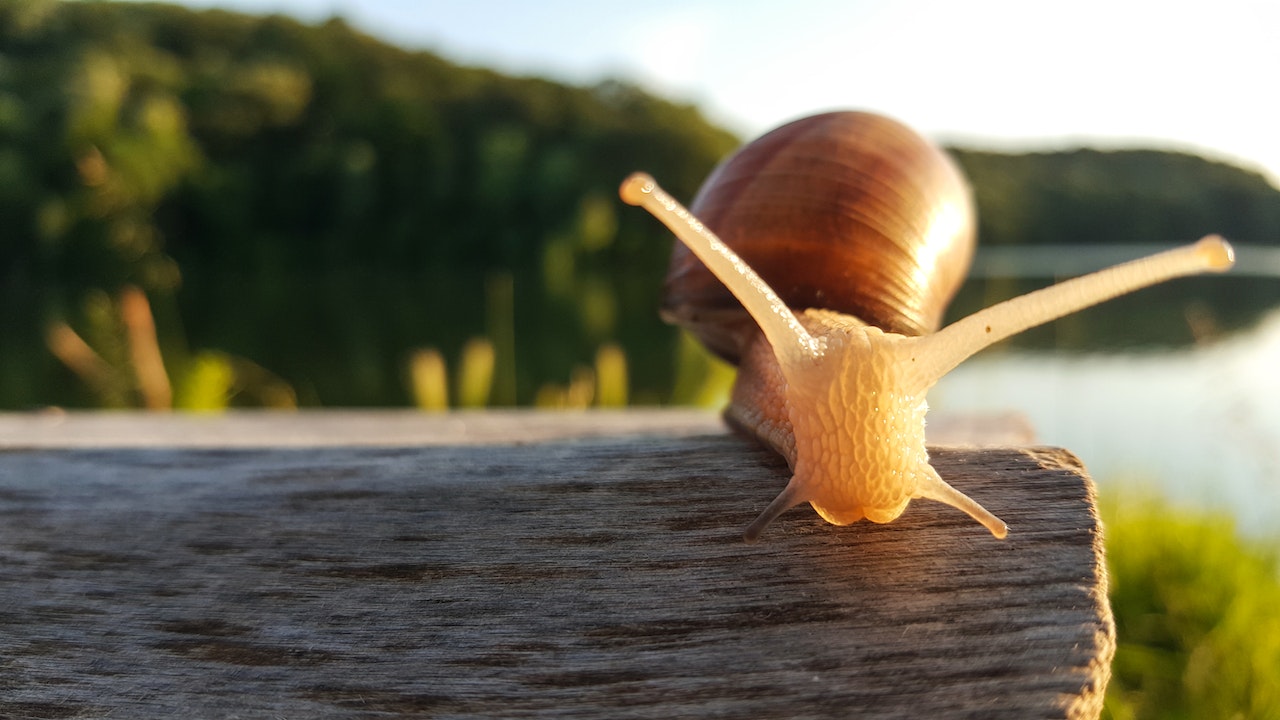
[932,308,1280,535]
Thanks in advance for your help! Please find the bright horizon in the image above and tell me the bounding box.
[146,0,1280,188]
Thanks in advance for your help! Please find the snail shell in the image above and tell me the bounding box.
[661,111,976,363]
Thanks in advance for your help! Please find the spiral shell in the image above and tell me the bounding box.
[661,111,976,363]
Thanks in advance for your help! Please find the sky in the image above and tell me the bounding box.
[159,0,1280,186]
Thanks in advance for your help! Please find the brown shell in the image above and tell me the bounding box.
[661,111,976,363]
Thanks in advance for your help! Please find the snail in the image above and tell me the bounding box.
[620,111,1235,543]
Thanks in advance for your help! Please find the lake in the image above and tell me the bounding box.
[932,306,1280,536]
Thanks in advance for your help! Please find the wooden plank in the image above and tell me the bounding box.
[0,408,726,448]
[0,412,1110,719]
[0,408,1034,448]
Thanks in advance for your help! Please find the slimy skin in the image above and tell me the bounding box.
[728,309,1004,542]
[621,172,1235,542]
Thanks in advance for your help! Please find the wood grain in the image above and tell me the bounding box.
[0,412,1111,719]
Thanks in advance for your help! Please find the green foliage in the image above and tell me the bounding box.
[172,350,235,410]
[0,0,738,407]
[950,148,1280,249]
[1103,493,1280,720]
[3,1,1280,409]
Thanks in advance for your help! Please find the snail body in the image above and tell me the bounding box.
[621,111,1235,542]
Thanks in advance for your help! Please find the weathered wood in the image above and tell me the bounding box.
[0,408,1035,448]
[0,411,1110,719]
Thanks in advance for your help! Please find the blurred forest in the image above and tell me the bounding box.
[2,0,1280,410]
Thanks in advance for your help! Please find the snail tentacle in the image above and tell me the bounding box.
[912,464,1008,538]
[910,235,1236,388]
[620,173,822,367]
[743,478,810,543]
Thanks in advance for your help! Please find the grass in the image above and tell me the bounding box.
[1102,491,1280,720]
